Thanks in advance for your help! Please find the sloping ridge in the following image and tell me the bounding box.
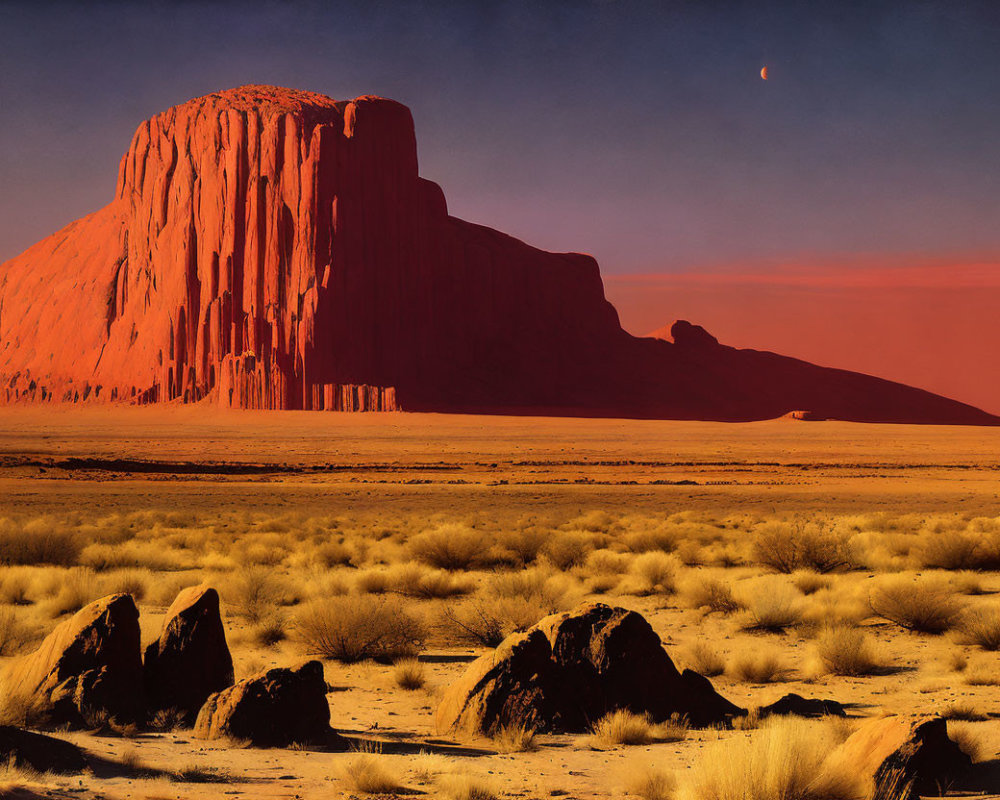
[0,85,995,425]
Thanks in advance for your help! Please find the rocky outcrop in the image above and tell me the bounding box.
[827,715,971,799]
[1,85,996,424]
[4,595,143,729]
[193,660,343,748]
[0,727,88,774]
[143,586,234,725]
[758,693,845,719]
[436,603,742,735]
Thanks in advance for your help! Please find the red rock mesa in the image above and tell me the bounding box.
[0,86,995,424]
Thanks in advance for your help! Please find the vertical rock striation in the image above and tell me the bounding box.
[0,85,996,424]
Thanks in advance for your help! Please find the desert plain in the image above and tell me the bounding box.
[1,406,1000,799]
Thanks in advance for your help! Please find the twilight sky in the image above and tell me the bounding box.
[1,0,998,410]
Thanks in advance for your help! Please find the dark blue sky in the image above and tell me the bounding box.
[2,0,999,274]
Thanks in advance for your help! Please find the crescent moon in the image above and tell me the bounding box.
[761,66,768,80]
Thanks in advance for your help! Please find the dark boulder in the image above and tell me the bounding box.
[758,693,846,719]
[193,660,344,748]
[3,594,143,728]
[143,585,233,725]
[436,603,743,734]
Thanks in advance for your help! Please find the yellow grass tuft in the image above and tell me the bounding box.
[813,624,888,676]
[339,753,404,794]
[589,710,688,748]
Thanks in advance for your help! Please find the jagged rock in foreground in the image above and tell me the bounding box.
[143,586,234,725]
[0,726,88,774]
[436,602,743,734]
[193,660,345,748]
[0,85,995,425]
[4,594,143,729]
[827,715,971,799]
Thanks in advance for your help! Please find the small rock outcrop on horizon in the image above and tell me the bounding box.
[193,660,344,748]
[0,85,995,424]
[436,603,743,734]
[4,594,144,729]
[143,586,234,725]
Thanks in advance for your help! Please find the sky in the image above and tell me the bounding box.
[1,0,998,410]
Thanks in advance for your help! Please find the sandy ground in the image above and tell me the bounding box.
[1,406,999,799]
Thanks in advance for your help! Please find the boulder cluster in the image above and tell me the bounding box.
[0,594,975,796]
[2,587,342,748]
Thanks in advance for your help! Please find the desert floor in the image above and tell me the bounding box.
[1,406,999,799]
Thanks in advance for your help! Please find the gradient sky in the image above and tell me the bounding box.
[2,0,998,409]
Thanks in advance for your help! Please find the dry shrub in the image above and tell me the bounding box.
[675,716,859,800]
[955,604,1000,650]
[680,573,740,614]
[963,656,1000,686]
[0,569,33,606]
[170,764,235,783]
[489,568,580,609]
[585,573,621,595]
[442,596,546,647]
[754,522,853,574]
[916,529,987,571]
[393,658,426,690]
[309,540,354,568]
[339,753,403,794]
[497,527,549,566]
[589,710,688,748]
[102,568,150,601]
[735,579,804,632]
[813,624,887,676]
[621,525,679,554]
[800,587,868,629]
[80,541,185,572]
[435,772,499,800]
[675,540,705,566]
[728,648,793,683]
[941,701,988,721]
[0,519,81,566]
[45,567,101,617]
[682,641,726,677]
[584,549,631,576]
[409,524,493,571]
[791,571,832,595]
[386,563,475,599]
[442,569,580,646]
[0,607,34,656]
[224,567,290,623]
[491,722,537,753]
[353,568,392,595]
[624,765,677,800]
[950,571,991,596]
[622,552,679,596]
[869,579,964,634]
[251,614,287,647]
[296,595,424,663]
[540,531,595,570]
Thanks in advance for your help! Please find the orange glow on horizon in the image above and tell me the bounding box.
[605,257,1000,415]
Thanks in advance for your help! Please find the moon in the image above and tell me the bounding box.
[761,65,768,80]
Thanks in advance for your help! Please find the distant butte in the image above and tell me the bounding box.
[0,85,995,424]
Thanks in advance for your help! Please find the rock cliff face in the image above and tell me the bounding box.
[0,85,995,424]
